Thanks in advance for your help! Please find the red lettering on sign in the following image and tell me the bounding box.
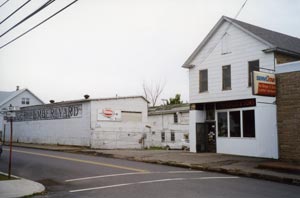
[257,83,276,96]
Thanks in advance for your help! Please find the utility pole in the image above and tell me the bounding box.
[8,116,13,179]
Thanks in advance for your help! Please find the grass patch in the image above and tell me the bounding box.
[0,173,18,181]
[146,146,165,150]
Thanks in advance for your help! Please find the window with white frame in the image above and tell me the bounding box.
[217,109,255,138]
[171,131,175,142]
[161,132,165,142]
[217,112,228,137]
[222,65,231,90]
[199,69,208,93]
[21,98,30,105]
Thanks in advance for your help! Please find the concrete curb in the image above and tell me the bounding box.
[0,172,45,198]
[81,151,300,186]
[8,144,300,186]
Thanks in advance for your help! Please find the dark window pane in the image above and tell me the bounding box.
[218,112,228,137]
[174,113,178,123]
[248,60,259,86]
[171,131,175,142]
[230,111,241,137]
[243,110,255,137]
[161,132,165,142]
[222,65,231,90]
[199,70,208,92]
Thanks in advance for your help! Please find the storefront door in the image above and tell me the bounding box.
[196,122,216,153]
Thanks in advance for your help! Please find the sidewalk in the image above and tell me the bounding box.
[0,172,45,198]
[12,143,300,186]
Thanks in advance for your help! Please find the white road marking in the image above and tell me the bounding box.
[167,171,202,174]
[138,178,185,184]
[65,170,203,182]
[69,176,239,193]
[65,172,148,182]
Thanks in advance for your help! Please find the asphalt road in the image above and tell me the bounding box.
[0,146,299,198]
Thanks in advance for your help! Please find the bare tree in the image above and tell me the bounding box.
[142,81,165,107]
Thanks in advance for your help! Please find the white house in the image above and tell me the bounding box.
[182,16,300,159]
[147,104,189,148]
[5,96,149,149]
[0,87,44,137]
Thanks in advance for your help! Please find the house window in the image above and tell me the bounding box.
[22,98,30,105]
[171,131,175,142]
[199,69,208,92]
[243,110,255,137]
[230,111,241,137]
[174,113,178,123]
[217,112,228,137]
[248,60,259,87]
[222,65,231,90]
[161,132,165,142]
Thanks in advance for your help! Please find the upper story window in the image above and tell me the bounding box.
[22,98,30,105]
[221,33,231,54]
[173,113,178,123]
[248,60,259,87]
[161,132,165,142]
[171,131,175,142]
[199,69,208,93]
[222,65,231,90]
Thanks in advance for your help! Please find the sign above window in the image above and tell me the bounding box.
[216,99,256,110]
[252,71,276,97]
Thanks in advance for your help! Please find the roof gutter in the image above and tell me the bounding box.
[182,64,195,69]
[263,47,300,58]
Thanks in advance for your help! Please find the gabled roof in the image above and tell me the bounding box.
[0,88,44,107]
[182,16,300,68]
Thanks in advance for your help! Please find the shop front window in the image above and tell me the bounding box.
[230,111,241,137]
[217,109,255,138]
[218,112,228,137]
[243,110,255,137]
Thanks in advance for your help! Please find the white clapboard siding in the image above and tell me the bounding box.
[189,21,275,104]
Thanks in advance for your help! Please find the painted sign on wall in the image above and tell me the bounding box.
[252,71,276,97]
[97,108,121,121]
[14,104,82,122]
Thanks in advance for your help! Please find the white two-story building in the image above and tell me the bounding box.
[183,16,300,159]
[0,87,44,137]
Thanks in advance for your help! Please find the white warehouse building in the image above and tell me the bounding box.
[5,96,149,149]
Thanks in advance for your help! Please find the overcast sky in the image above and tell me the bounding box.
[0,0,299,104]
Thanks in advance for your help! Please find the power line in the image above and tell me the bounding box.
[0,0,31,25]
[0,0,56,38]
[0,0,78,50]
[0,0,10,8]
[197,0,248,65]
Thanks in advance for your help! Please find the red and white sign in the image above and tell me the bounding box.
[252,71,276,97]
[97,108,121,121]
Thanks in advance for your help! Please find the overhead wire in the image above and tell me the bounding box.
[0,0,56,38]
[0,0,10,8]
[0,0,32,25]
[0,0,78,50]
